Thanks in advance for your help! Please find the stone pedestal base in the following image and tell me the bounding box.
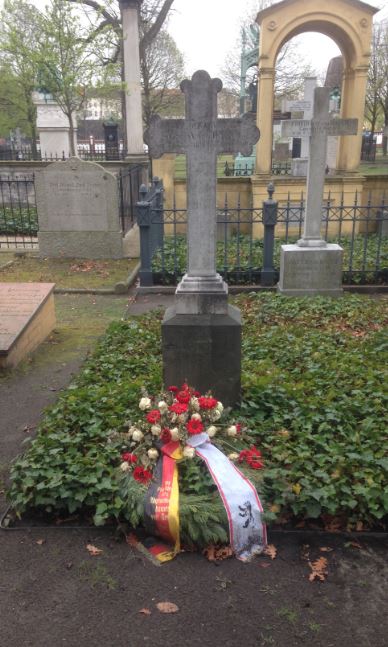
[162,304,241,406]
[278,243,343,296]
[38,231,123,259]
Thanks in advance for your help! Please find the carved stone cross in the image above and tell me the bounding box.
[144,70,259,313]
[282,87,358,247]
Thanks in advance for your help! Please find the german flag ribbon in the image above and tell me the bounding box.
[143,434,266,562]
[143,440,182,562]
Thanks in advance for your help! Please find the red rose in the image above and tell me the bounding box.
[121,452,137,463]
[160,428,172,443]
[176,390,191,404]
[198,396,218,410]
[169,402,188,415]
[194,391,201,397]
[181,383,189,391]
[186,418,204,435]
[168,386,178,393]
[236,423,242,434]
[133,466,153,484]
[146,409,161,424]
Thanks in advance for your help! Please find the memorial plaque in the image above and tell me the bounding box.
[0,283,56,368]
[35,157,123,259]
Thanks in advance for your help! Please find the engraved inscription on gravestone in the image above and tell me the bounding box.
[44,176,108,231]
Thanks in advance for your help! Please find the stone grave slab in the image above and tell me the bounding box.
[35,157,123,259]
[0,283,56,369]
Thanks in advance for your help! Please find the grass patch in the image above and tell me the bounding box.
[7,294,388,531]
[0,256,138,290]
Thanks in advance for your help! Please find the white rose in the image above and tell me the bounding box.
[228,452,239,462]
[132,429,144,442]
[147,448,159,460]
[212,409,222,421]
[207,425,217,438]
[191,413,202,421]
[190,397,200,411]
[158,400,168,413]
[139,397,151,411]
[178,414,187,423]
[183,446,195,459]
[120,461,130,472]
[227,425,237,437]
[151,425,161,436]
[216,401,224,413]
[170,427,179,441]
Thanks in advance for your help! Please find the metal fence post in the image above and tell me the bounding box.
[137,184,154,287]
[261,182,278,286]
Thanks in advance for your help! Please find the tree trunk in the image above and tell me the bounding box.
[68,110,76,156]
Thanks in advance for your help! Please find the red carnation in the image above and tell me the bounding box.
[133,466,153,485]
[168,385,178,393]
[247,458,264,470]
[169,402,188,415]
[146,409,161,424]
[194,391,201,397]
[160,428,172,443]
[181,383,189,391]
[176,390,191,404]
[187,418,204,435]
[198,396,218,410]
[121,452,137,464]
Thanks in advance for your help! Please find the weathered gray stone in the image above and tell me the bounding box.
[278,244,343,296]
[36,157,123,258]
[162,305,241,406]
[145,70,259,315]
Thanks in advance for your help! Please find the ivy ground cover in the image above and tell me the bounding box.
[8,294,388,532]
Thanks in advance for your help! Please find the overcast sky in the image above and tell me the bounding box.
[3,0,388,81]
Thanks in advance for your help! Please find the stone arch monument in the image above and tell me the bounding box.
[255,0,378,175]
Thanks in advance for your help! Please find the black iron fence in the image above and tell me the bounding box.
[137,183,388,287]
[0,144,127,162]
[0,176,38,249]
[118,165,147,234]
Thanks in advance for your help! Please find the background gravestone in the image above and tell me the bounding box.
[36,157,123,259]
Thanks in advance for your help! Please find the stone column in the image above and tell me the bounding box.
[255,67,275,175]
[337,66,368,172]
[120,0,144,156]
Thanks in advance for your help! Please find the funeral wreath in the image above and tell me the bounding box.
[115,383,267,561]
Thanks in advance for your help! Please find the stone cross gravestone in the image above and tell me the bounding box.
[278,87,358,296]
[144,70,259,404]
[36,157,123,259]
[145,69,259,315]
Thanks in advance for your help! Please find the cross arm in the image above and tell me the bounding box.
[216,113,260,155]
[144,115,186,158]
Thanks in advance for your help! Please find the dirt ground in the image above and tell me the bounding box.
[1,291,387,647]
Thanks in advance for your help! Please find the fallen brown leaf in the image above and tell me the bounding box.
[203,545,233,561]
[258,562,271,568]
[156,602,179,614]
[86,543,103,556]
[263,544,277,560]
[36,538,46,545]
[319,546,334,553]
[139,608,151,615]
[308,557,328,582]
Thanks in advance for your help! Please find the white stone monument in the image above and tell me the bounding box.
[286,77,316,177]
[32,91,76,159]
[278,87,358,297]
